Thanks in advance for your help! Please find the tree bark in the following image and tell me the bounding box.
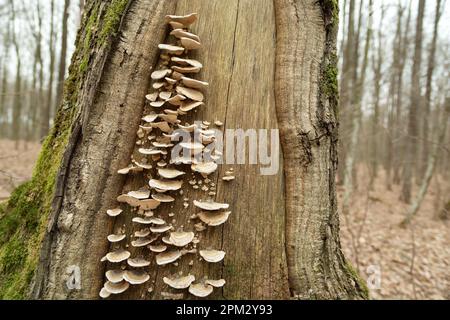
[0,0,367,300]
[56,0,71,111]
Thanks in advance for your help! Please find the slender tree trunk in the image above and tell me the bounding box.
[0,0,367,300]
[401,0,425,203]
[41,0,56,138]
[420,0,442,179]
[56,0,71,111]
[342,0,373,216]
[402,98,449,225]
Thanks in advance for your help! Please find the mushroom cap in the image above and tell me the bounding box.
[107,234,126,243]
[138,148,167,155]
[176,86,204,101]
[158,44,184,55]
[193,200,229,211]
[177,123,198,132]
[197,211,231,226]
[163,274,195,289]
[205,279,226,288]
[106,249,131,263]
[106,208,123,217]
[180,37,201,50]
[131,237,157,247]
[127,257,151,268]
[152,141,174,148]
[148,244,168,253]
[99,287,111,298]
[151,69,171,80]
[191,162,218,175]
[150,225,173,233]
[159,91,172,100]
[151,121,172,133]
[170,29,200,42]
[181,76,209,90]
[151,193,175,203]
[132,216,166,225]
[165,13,198,25]
[169,231,195,247]
[188,283,213,297]
[171,57,203,68]
[117,194,141,207]
[153,82,165,89]
[134,161,153,170]
[156,250,182,265]
[117,165,136,175]
[172,65,201,74]
[150,100,165,108]
[123,270,150,285]
[105,270,125,283]
[149,179,183,191]
[139,199,161,210]
[145,92,159,102]
[158,168,186,179]
[134,228,151,237]
[127,189,150,199]
[166,94,186,106]
[199,249,226,263]
[222,175,235,181]
[104,280,129,294]
[142,113,159,123]
[179,101,204,112]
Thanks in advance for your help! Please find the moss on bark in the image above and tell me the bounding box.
[0,0,131,299]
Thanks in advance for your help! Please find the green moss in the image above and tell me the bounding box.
[320,0,339,33]
[345,261,370,299]
[0,0,130,299]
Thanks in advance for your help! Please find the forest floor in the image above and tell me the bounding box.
[0,139,448,300]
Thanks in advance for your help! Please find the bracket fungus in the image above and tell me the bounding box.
[100,13,233,299]
[163,274,196,289]
[199,249,226,263]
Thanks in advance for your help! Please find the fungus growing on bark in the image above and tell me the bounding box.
[191,162,218,175]
[106,249,131,263]
[188,283,213,297]
[156,250,182,265]
[165,13,198,26]
[107,234,126,243]
[163,274,195,289]
[123,270,150,285]
[197,211,231,226]
[107,208,123,217]
[169,231,195,247]
[158,168,186,179]
[149,244,168,253]
[170,29,200,42]
[193,200,229,211]
[105,270,125,283]
[199,249,226,263]
[205,279,226,288]
[104,281,129,295]
[127,258,151,268]
[149,179,183,191]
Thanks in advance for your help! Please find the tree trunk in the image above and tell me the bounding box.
[420,0,442,179]
[41,0,56,138]
[0,0,367,300]
[56,0,71,111]
[401,0,425,203]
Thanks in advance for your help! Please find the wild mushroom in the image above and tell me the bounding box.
[106,249,131,263]
[150,121,172,133]
[158,44,185,55]
[165,13,198,26]
[188,283,213,297]
[142,113,159,123]
[151,193,175,203]
[131,237,156,248]
[197,211,231,226]
[159,91,172,100]
[105,270,125,283]
[99,287,111,298]
[145,92,159,102]
[205,279,226,288]
[176,86,204,101]
[107,234,126,243]
[172,65,201,74]
[127,258,151,268]
[167,94,186,106]
[150,225,173,233]
[169,231,195,247]
[106,208,123,217]
[171,57,203,68]
[150,100,165,108]
[117,165,137,175]
[199,249,226,263]
[180,37,201,50]
[127,189,150,199]
[132,216,166,225]
[193,200,229,211]
[104,281,129,294]
[117,194,141,207]
[148,244,168,253]
[158,168,186,179]
[170,29,200,42]
[177,123,198,132]
[149,179,183,191]
[163,274,195,289]
[155,250,182,265]
[222,176,235,181]
[179,101,204,112]
[191,162,218,175]
[181,76,209,90]
[123,270,150,285]
[134,228,151,237]
[139,199,161,210]
[151,69,171,80]
[138,148,167,156]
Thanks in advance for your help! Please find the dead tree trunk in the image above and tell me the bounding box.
[0,0,367,300]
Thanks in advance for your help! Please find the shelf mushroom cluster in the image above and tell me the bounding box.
[99,13,234,299]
